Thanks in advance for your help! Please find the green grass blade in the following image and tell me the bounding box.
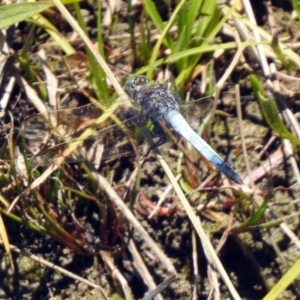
[147,0,186,78]
[185,0,205,41]
[73,2,109,100]
[176,4,226,87]
[193,0,219,39]
[240,197,270,228]
[250,75,300,147]
[0,2,53,29]
[176,0,205,70]
[263,258,300,300]
[143,0,174,50]
[136,40,266,75]
[0,0,80,30]
[271,37,294,71]
[31,14,75,55]
[95,2,109,99]
[292,0,300,21]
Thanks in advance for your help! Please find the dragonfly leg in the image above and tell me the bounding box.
[141,132,167,159]
[137,121,168,160]
[151,121,168,149]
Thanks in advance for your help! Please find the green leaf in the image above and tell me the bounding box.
[250,75,300,147]
[263,257,300,300]
[146,0,186,78]
[240,197,270,227]
[143,0,174,50]
[73,2,109,100]
[136,41,264,76]
[0,1,80,30]
[292,0,300,21]
[31,14,75,55]
[271,37,294,71]
[0,2,53,29]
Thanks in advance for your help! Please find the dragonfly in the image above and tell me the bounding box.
[19,75,242,184]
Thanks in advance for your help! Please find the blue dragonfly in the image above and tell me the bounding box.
[19,75,242,184]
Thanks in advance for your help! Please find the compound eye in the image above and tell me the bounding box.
[124,75,149,99]
[124,78,136,99]
[134,75,149,88]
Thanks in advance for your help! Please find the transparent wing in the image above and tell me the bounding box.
[162,75,213,118]
[179,96,213,119]
[163,74,179,93]
[18,99,152,165]
[162,75,182,105]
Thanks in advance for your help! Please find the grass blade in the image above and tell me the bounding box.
[250,75,300,147]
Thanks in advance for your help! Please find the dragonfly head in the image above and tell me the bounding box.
[124,75,150,100]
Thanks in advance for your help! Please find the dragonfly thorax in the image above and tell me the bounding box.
[125,76,180,121]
